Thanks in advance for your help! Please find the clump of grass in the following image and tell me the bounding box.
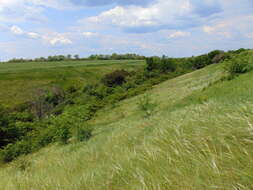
[75,125,93,142]
[138,94,158,118]
[13,157,31,172]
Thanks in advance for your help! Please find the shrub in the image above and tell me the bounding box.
[208,50,224,60]
[225,55,252,77]
[146,57,160,71]
[146,57,176,73]
[0,140,32,162]
[190,55,210,69]
[55,125,71,144]
[75,125,92,142]
[138,94,158,118]
[231,48,248,54]
[102,70,130,87]
[29,87,65,119]
[159,58,176,73]
[66,85,78,94]
[32,125,55,148]
[45,86,65,106]
[212,53,228,64]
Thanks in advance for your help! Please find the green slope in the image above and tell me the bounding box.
[0,55,253,189]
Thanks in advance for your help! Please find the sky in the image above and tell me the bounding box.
[0,0,253,60]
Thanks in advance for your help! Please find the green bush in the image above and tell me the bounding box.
[146,57,161,71]
[212,53,228,64]
[0,140,32,162]
[55,126,70,144]
[102,70,130,87]
[75,125,92,142]
[225,55,252,77]
[66,85,78,94]
[138,94,158,118]
[32,125,55,148]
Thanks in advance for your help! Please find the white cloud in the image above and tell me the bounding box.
[84,0,221,32]
[10,25,41,39]
[0,0,45,23]
[202,24,231,37]
[169,31,190,38]
[27,32,40,39]
[202,14,253,38]
[82,32,98,38]
[9,25,72,45]
[10,25,24,35]
[246,33,253,39]
[203,26,216,34]
[43,34,73,45]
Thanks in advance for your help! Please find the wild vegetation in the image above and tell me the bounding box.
[0,48,252,189]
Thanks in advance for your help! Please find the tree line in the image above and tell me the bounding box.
[6,53,145,63]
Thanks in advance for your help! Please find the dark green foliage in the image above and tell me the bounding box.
[0,106,35,149]
[187,50,228,70]
[208,50,224,60]
[0,106,94,162]
[146,57,177,73]
[84,83,113,99]
[229,48,248,55]
[190,55,210,69]
[145,50,225,73]
[67,85,78,94]
[45,87,65,106]
[74,55,80,60]
[102,70,130,87]
[146,57,160,71]
[89,53,145,60]
[224,53,252,77]
[160,58,176,73]
[55,126,71,144]
[0,140,32,162]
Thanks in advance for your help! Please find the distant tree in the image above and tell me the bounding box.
[146,57,161,71]
[74,54,80,60]
[111,53,118,60]
[212,53,228,64]
[160,58,176,73]
[67,54,72,59]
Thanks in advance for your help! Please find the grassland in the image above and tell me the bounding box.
[0,52,252,189]
[0,60,144,107]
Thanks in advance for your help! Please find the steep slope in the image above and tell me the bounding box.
[0,58,253,189]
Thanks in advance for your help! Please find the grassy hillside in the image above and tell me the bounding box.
[0,60,144,107]
[0,51,252,189]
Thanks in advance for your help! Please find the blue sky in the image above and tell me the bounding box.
[0,0,253,60]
